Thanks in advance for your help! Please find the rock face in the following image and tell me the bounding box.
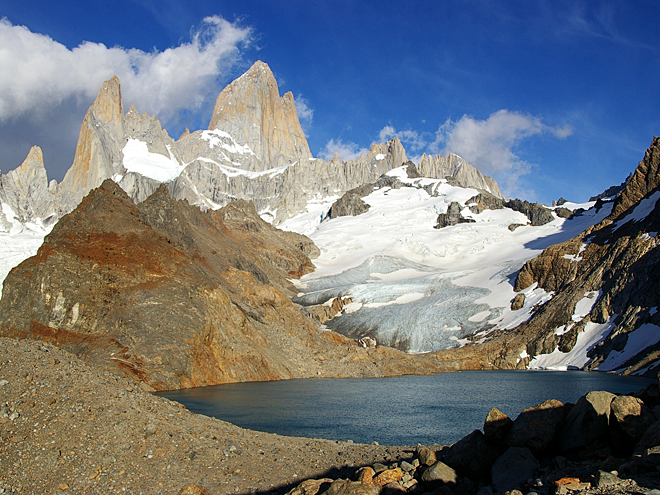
[432,137,660,375]
[207,60,312,171]
[0,181,452,389]
[0,146,57,231]
[1,61,505,233]
[418,153,503,199]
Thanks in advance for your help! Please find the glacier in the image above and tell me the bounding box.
[284,166,615,353]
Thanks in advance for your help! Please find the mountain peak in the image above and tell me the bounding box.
[17,145,45,176]
[207,60,312,171]
[92,75,123,124]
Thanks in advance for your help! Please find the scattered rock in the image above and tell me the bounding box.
[593,470,624,489]
[177,484,211,495]
[321,479,381,495]
[373,468,403,486]
[286,478,333,495]
[417,447,437,466]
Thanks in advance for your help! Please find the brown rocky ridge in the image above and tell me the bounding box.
[432,137,660,375]
[0,180,449,391]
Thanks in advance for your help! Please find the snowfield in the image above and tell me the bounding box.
[281,166,614,353]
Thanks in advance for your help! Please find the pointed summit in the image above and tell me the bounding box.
[208,61,312,171]
[58,76,126,212]
[0,145,55,226]
[92,75,124,124]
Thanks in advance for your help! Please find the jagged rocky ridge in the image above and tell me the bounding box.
[0,180,449,390]
[434,137,660,376]
[0,61,502,234]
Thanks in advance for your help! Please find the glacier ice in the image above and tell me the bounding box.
[294,255,495,352]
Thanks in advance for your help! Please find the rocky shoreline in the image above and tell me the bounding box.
[2,336,660,495]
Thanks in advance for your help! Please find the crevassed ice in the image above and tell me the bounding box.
[294,255,493,352]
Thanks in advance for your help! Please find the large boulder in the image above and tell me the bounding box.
[559,391,615,452]
[506,399,565,454]
[443,430,499,478]
[634,421,660,455]
[320,480,381,495]
[484,407,513,443]
[611,395,656,441]
[420,461,458,487]
[491,447,539,493]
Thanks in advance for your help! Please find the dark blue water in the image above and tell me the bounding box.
[156,371,653,446]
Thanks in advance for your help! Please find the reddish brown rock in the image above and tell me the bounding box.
[373,468,403,486]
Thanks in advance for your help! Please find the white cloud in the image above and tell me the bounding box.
[0,16,252,121]
[0,16,252,179]
[294,94,313,136]
[376,125,427,152]
[433,109,572,195]
[318,139,369,162]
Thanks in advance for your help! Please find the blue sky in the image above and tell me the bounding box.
[0,0,658,203]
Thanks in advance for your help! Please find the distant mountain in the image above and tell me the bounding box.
[0,61,502,236]
[2,59,657,383]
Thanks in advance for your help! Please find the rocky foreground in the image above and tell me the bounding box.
[2,336,660,495]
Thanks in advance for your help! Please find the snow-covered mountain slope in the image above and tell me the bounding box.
[280,166,610,352]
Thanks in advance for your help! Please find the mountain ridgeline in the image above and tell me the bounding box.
[0,59,659,386]
[0,61,502,232]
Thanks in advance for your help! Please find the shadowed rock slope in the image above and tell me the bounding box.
[433,137,660,375]
[0,180,446,390]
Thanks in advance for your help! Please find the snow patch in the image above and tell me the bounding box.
[598,323,660,372]
[122,140,184,182]
[375,154,386,160]
[572,290,600,321]
[613,190,660,231]
[201,129,255,155]
[528,317,616,370]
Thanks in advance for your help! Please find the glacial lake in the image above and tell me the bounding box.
[156,371,654,446]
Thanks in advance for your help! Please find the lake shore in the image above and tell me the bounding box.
[1,336,659,495]
[0,337,431,494]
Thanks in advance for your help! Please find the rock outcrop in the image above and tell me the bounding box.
[434,202,475,228]
[432,137,660,375]
[0,181,451,390]
[466,192,555,226]
[207,60,312,171]
[0,180,320,390]
[418,153,503,199]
